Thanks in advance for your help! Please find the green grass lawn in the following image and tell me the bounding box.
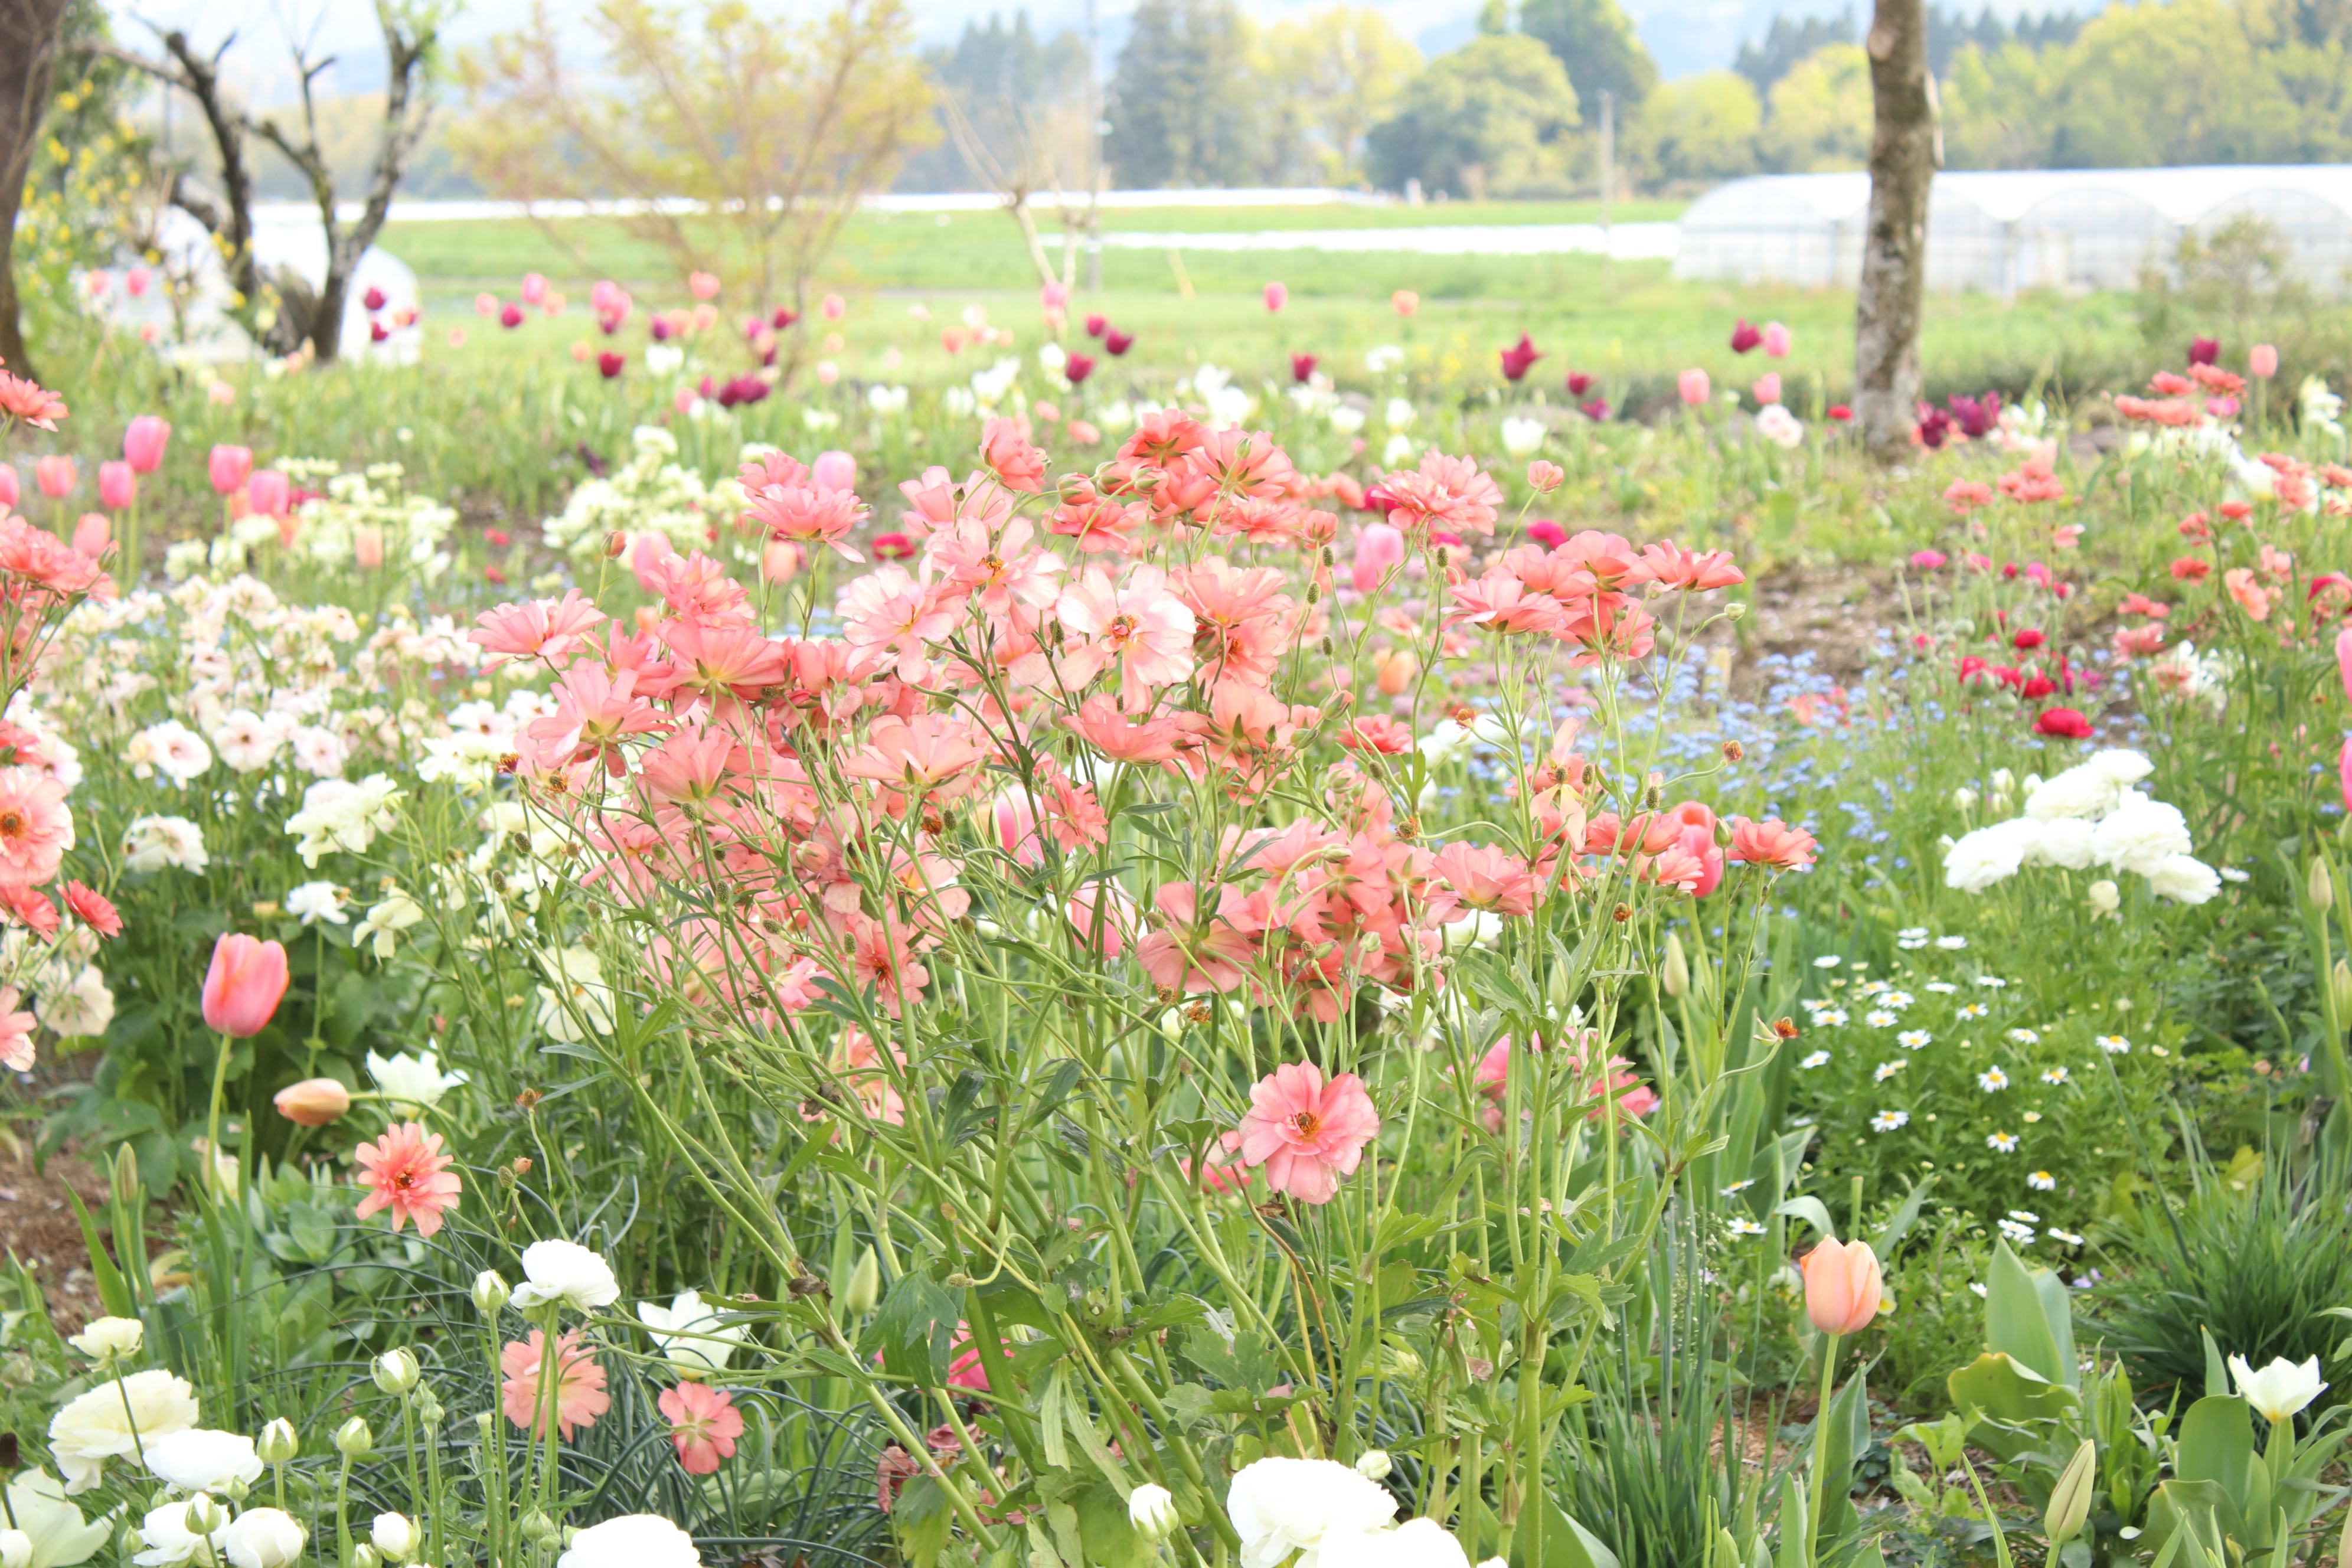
[380,204,2158,405]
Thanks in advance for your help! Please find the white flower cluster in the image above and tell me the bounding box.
[1942,750,2219,905]
[1226,1458,1469,1568]
[541,427,744,560]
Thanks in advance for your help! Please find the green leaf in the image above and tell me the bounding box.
[1074,1479,1149,1568]
[2201,1326,2230,1401]
[1813,1362,1868,1539]
[864,1270,961,1385]
[1521,1492,1620,1568]
[2174,1396,2254,1494]
[1985,1240,2074,1387]
[1946,1351,2079,1454]
[1872,1174,1939,1256]
[1775,1196,1837,1239]
[64,1187,133,1319]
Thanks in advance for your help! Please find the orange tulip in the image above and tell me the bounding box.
[1802,1237,1883,1335]
[273,1077,352,1126]
[202,933,289,1038]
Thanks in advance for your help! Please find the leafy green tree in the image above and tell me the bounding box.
[1628,69,1762,184]
[1733,9,1853,94]
[1521,0,1657,110]
[1105,0,1257,187]
[901,12,1088,192]
[1254,7,1423,184]
[1760,41,1871,171]
[1365,33,1579,197]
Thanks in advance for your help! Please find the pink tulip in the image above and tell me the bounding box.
[123,414,172,473]
[0,466,15,509]
[208,445,253,496]
[1752,373,1781,406]
[2342,736,2352,814]
[98,461,135,510]
[521,272,548,305]
[35,456,76,498]
[499,303,524,329]
[543,291,566,315]
[1263,281,1288,312]
[1802,1237,1883,1335]
[354,526,386,571]
[201,933,290,1038]
[1762,321,1791,358]
[1678,368,1711,406]
[1351,522,1406,593]
[2336,624,2352,703]
[1391,290,1419,316]
[2250,344,2278,379]
[475,292,498,316]
[126,266,153,298]
[690,271,722,300]
[247,469,291,518]
[592,279,623,314]
[821,293,845,321]
[72,514,110,559]
[1041,281,1071,312]
[812,450,857,492]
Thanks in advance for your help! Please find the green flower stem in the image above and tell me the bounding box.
[1806,1330,1840,1563]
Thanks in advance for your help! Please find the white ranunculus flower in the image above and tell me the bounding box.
[366,1048,468,1115]
[1499,417,1545,458]
[48,1368,200,1492]
[4,1469,111,1568]
[2084,749,2154,788]
[2090,795,2193,876]
[511,1240,621,1313]
[142,1429,262,1494]
[2023,764,2121,822]
[35,966,113,1041]
[371,1512,421,1561]
[2023,816,2096,871]
[636,1291,747,1377]
[2086,878,2121,914]
[122,815,209,874]
[1129,1482,1180,1541]
[1942,818,2042,894]
[0,1528,27,1568]
[1228,1457,1398,1568]
[2229,1354,2327,1424]
[2146,854,2221,906]
[556,1514,701,1568]
[64,1315,142,1361]
[220,1507,305,1568]
[130,1498,225,1568]
[285,881,348,926]
[1320,1519,1474,1568]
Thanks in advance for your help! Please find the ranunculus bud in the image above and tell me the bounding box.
[1353,1450,1393,1481]
[335,1416,374,1456]
[372,1347,420,1394]
[272,1077,350,1126]
[371,1512,420,1562]
[256,1418,298,1463]
[182,1495,227,1537]
[1127,1482,1179,1541]
[842,1247,880,1317]
[1661,932,1689,998]
[472,1269,511,1315]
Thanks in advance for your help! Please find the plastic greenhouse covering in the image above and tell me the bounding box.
[1672,165,2352,295]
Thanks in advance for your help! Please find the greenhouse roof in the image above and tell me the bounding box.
[1684,166,2352,226]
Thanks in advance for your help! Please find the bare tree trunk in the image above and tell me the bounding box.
[0,0,72,380]
[1854,0,1937,461]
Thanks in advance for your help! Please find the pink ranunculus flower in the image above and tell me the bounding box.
[1726,816,1817,870]
[659,1381,743,1474]
[1678,368,1710,406]
[0,767,74,888]
[1234,1061,1380,1205]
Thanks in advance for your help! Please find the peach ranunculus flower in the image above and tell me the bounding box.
[1726,816,1818,871]
[2223,566,2274,622]
[659,1381,743,1474]
[0,766,75,887]
[1801,1237,1883,1335]
[354,1121,463,1236]
[1054,566,1195,710]
[501,1329,610,1440]
[0,987,34,1071]
[1234,1061,1380,1204]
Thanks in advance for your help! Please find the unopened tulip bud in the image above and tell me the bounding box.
[372,1347,420,1394]
[1801,1237,1883,1336]
[111,1142,142,1208]
[2307,857,2333,912]
[1661,932,1689,998]
[1128,1482,1179,1541]
[256,1417,298,1463]
[843,1247,881,1317]
[472,1270,510,1315]
[335,1416,373,1456]
[2044,1438,2095,1546]
[2332,959,2352,1018]
[1354,1450,1393,1481]
[273,1077,351,1126]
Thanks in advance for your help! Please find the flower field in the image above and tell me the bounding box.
[4,276,2352,1568]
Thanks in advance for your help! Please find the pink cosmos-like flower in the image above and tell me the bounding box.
[1433,841,1540,917]
[0,987,32,1070]
[471,592,609,668]
[1635,542,1743,592]
[63,880,121,937]
[354,1121,463,1236]
[1054,566,1195,709]
[0,371,66,431]
[1234,1061,1380,1204]
[659,1382,744,1474]
[1136,881,1258,995]
[839,563,957,685]
[1381,452,1504,537]
[501,1329,610,1439]
[2223,567,2273,622]
[0,767,74,888]
[981,417,1047,492]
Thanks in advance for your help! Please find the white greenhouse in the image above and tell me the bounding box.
[1673,166,2352,295]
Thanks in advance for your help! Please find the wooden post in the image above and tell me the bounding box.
[1854,0,1936,460]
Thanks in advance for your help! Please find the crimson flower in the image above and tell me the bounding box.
[1498,333,1542,381]
[1729,319,1762,354]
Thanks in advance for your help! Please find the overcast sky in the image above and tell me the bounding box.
[107,0,2074,104]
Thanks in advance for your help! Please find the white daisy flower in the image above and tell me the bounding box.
[1798,1050,1832,1069]
[1870,1110,1910,1132]
[2040,1067,2071,1085]
[1979,1067,2010,1092]
[2096,1035,2131,1054]
[2007,1209,2041,1223]
[1975,975,2006,987]
[1898,1030,1932,1050]
[2028,1170,2057,1191]
[1958,1003,1990,1019]
[2049,1228,2085,1246]
[1874,1061,1906,1082]
[1987,1131,2020,1152]
[1937,936,1969,950]
[1866,1009,1899,1028]
[2008,1028,2041,1045]
[1727,1218,1767,1237]
[1998,1216,2034,1241]
[1814,1008,1849,1027]
[1925,981,1959,995]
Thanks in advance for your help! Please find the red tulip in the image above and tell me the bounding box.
[1084,314,1107,338]
[1566,371,1593,396]
[1291,352,1318,383]
[598,351,626,379]
[202,933,289,1038]
[1064,352,1096,386]
[2188,337,2220,367]
[1730,319,1763,354]
[1104,329,1134,356]
[362,285,387,312]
